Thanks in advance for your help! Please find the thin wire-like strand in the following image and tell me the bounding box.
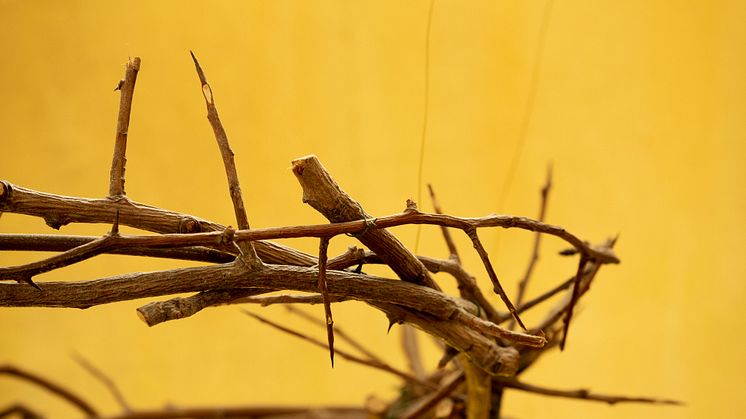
[494,0,554,255]
[414,0,435,253]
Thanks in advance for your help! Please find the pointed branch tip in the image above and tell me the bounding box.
[189,50,207,86]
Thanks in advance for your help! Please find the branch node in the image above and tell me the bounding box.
[344,218,377,238]
[178,217,202,233]
[220,227,236,245]
[405,199,419,213]
[43,214,70,230]
[0,180,11,205]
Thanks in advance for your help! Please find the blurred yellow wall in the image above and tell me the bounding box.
[1,1,744,418]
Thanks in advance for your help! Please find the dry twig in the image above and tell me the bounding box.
[466,226,527,330]
[0,365,98,417]
[510,165,552,330]
[242,310,437,390]
[284,306,385,365]
[72,353,131,412]
[0,181,619,265]
[493,376,683,406]
[0,233,235,263]
[0,55,681,418]
[109,57,140,198]
[399,370,465,419]
[0,404,43,419]
[105,406,368,419]
[317,237,335,366]
[237,293,351,307]
[560,255,589,350]
[292,155,439,290]
[427,185,502,323]
[190,51,259,266]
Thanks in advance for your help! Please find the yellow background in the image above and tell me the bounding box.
[1,1,744,418]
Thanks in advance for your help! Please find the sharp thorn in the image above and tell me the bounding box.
[111,208,120,235]
[22,277,41,291]
[354,262,364,274]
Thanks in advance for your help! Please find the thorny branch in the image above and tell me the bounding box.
[0,55,680,418]
[317,236,335,366]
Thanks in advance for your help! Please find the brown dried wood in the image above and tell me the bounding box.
[0,55,683,418]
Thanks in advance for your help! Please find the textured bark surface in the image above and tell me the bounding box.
[292,155,439,289]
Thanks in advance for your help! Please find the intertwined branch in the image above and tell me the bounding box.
[0,56,678,418]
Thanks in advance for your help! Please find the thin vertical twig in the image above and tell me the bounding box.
[401,325,426,383]
[189,51,259,265]
[318,237,335,366]
[109,57,141,198]
[427,184,460,262]
[509,164,552,329]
